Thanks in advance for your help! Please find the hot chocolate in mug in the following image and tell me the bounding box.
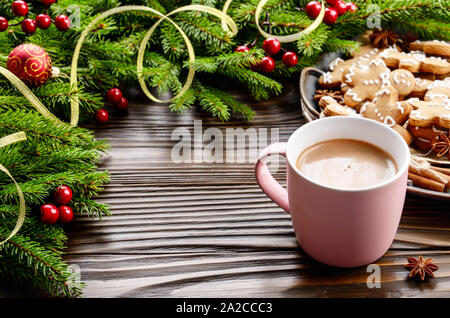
[255,117,410,268]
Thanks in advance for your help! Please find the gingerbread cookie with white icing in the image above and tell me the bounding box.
[341,58,391,108]
[359,85,412,127]
[410,40,450,58]
[318,57,359,89]
[379,46,450,75]
[424,78,450,101]
[408,98,450,129]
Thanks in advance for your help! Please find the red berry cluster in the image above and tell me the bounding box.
[0,1,70,35]
[235,38,298,74]
[40,185,74,225]
[306,0,357,25]
[95,88,129,124]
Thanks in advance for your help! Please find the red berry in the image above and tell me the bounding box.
[11,1,28,17]
[21,19,36,34]
[333,0,348,16]
[54,185,73,205]
[40,204,59,225]
[58,205,74,224]
[326,0,339,5]
[259,56,276,73]
[115,97,128,110]
[54,15,71,31]
[41,0,57,5]
[235,45,250,53]
[106,88,123,104]
[282,51,298,67]
[305,1,322,19]
[262,38,281,56]
[324,7,338,25]
[36,14,51,29]
[346,2,357,13]
[95,109,109,124]
[0,17,8,32]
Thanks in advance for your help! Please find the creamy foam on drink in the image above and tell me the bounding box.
[296,139,397,189]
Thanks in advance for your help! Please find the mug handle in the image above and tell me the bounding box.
[255,142,290,214]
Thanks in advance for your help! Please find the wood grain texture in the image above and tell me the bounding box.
[2,82,450,298]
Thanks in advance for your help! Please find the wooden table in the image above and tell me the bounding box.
[3,81,450,298]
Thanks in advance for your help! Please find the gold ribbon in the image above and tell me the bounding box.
[255,0,325,42]
[0,132,27,247]
[70,5,238,126]
[0,4,238,245]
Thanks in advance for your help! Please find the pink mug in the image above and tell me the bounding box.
[255,117,410,268]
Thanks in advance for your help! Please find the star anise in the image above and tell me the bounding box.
[370,29,399,49]
[404,256,439,281]
[313,89,345,106]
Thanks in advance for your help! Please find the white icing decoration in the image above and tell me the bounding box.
[380,72,391,87]
[323,72,332,84]
[384,116,396,127]
[329,58,344,71]
[347,89,363,102]
[396,102,405,114]
[345,65,356,83]
[418,138,431,144]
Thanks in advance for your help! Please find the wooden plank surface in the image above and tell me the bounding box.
[2,81,450,298]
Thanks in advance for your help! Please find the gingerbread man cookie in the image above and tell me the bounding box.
[379,46,450,75]
[424,78,450,101]
[341,58,391,108]
[359,86,412,127]
[410,40,450,58]
[408,98,450,129]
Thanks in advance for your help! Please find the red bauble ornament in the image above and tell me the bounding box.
[324,7,338,25]
[7,44,52,87]
[41,0,57,5]
[54,185,73,205]
[116,97,129,110]
[305,1,322,19]
[40,204,59,225]
[58,205,74,224]
[36,14,52,29]
[333,0,348,16]
[0,17,8,32]
[259,56,275,73]
[21,19,36,34]
[262,38,281,56]
[346,2,357,13]
[11,1,28,17]
[282,51,298,67]
[106,88,123,104]
[55,15,71,31]
[234,45,250,53]
[95,109,109,124]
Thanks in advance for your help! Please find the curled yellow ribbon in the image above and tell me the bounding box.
[0,132,27,246]
[0,4,238,245]
[255,0,325,42]
[71,5,238,126]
